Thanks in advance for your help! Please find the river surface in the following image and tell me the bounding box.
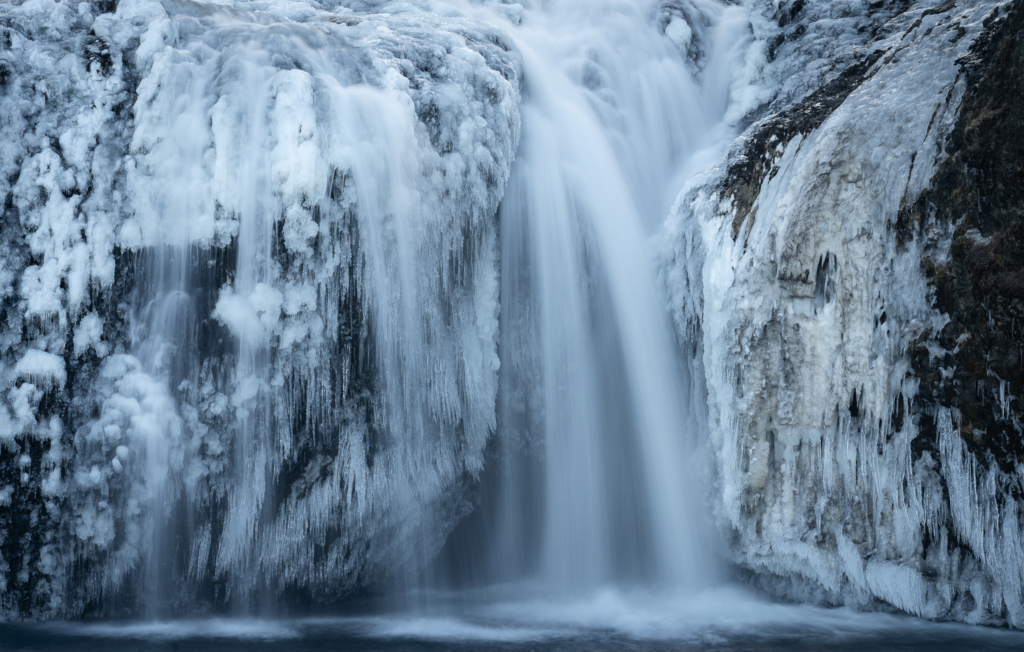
[4,586,1024,651]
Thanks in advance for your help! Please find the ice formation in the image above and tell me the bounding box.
[664,0,1024,627]
[1,0,519,615]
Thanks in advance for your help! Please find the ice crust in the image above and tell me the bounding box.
[1,0,519,616]
[664,0,1024,627]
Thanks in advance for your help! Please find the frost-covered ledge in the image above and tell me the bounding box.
[664,0,1024,626]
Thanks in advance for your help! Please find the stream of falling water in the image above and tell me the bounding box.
[439,0,751,593]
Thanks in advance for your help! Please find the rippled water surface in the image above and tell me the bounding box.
[5,587,1023,651]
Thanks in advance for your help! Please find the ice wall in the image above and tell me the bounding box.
[0,0,519,617]
[665,0,1024,626]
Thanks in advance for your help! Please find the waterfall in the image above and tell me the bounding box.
[439,0,751,594]
[8,0,1024,632]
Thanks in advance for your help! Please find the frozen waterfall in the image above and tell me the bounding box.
[5,0,1019,629]
[125,0,521,611]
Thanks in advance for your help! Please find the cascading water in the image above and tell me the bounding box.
[8,0,1024,641]
[440,0,751,594]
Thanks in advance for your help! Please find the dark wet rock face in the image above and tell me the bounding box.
[905,2,1024,470]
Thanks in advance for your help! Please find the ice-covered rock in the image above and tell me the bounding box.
[0,0,519,618]
[665,0,1024,627]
